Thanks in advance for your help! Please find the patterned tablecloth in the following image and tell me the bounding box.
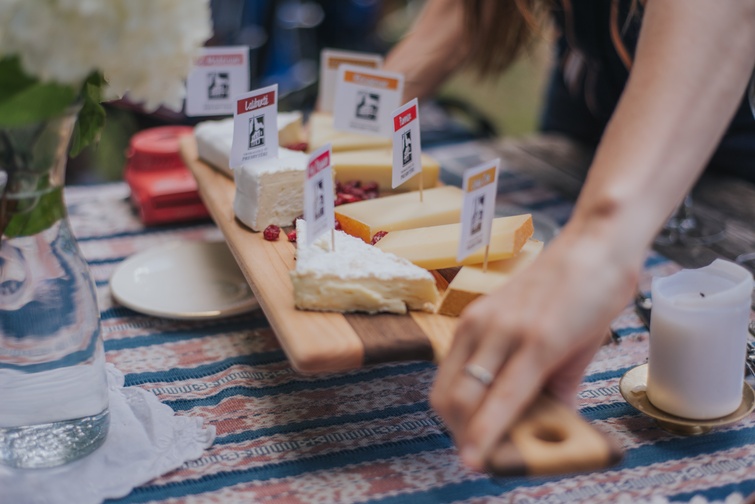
[66,141,755,504]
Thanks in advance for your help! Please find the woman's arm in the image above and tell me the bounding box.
[431,0,755,472]
[383,0,469,101]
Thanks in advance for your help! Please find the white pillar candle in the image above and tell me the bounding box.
[647,259,753,420]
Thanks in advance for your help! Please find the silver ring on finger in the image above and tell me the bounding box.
[463,363,495,387]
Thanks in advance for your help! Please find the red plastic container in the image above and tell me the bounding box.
[124,126,209,226]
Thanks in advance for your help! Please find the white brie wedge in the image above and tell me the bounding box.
[290,220,439,314]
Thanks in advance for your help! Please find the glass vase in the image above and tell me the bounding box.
[0,108,109,468]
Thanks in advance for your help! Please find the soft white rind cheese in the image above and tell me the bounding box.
[234,149,308,231]
[195,112,304,177]
[195,118,233,176]
[290,220,439,314]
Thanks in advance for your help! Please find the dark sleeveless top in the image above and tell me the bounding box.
[540,0,755,182]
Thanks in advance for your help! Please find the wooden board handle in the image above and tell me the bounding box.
[487,394,623,476]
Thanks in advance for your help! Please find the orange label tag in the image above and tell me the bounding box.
[457,159,500,263]
[466,167,497,192]
[327,57,379,70]
[344,71,400,90]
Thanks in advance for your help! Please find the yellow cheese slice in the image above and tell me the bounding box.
[331,148,440,191]
[437,239,544,316]
[307,112,391,153]
[278,112,306,148]
[335,186,464,243]
[374,214,534,270]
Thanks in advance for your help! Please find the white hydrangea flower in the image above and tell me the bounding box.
[0,0,212,111]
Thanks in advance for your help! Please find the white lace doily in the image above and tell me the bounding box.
[0,364,216,504]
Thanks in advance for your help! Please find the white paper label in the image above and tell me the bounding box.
[230,84,279,168]
[457,159,500,263]
[319,49,383,114]
[333,64,404,138]
[186,46,249,117]
[391,98,422,189]
[304,144,335,246]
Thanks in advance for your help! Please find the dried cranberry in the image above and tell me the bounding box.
[349,188,367,199]
[334,218,342,230]
[287,230,297,242]
[341,181,361,194]
[291,214,303,228]
[361,181,379,193]
[263,225,281,241]
[338,193,362,204]
[371,231,388,245]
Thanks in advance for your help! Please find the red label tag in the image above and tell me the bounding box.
[236,91,275,114]
[393,104,417,132]
[307,150,331,178]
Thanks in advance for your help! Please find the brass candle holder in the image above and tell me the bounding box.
[620,364,755,436]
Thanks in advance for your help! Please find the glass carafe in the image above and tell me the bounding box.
[0,108,109,468]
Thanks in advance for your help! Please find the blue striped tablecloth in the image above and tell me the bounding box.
[66,144,755,503]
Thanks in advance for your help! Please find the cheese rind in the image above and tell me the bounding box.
[233,148,308,231]
[307,112,391,153]
[332,148,440,191]
[437,239,544,316]
[194,118,233,176]
[374,214,534,269]
[335,186,464,243]
[195,112,304,177]
[290,220,439,314]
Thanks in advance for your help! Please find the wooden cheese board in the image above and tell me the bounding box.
[180,135,623,475]
[180,135,456,374]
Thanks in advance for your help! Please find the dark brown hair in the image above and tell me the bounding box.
[463,0,551,76]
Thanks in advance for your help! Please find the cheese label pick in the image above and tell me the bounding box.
[230,84,279,169]
[457,159,500,263]
[186,46,249,117]
[333,64,404,138]
[319,49,383,114]
[391,98,422,189]
[304,144,335,247]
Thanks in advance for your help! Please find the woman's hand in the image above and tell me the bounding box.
[431,226,638,472]
[431,0,755,472]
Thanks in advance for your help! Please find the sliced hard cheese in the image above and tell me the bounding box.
[437,239,544,316]
[307,112,391,153]
[290,220,439,314]
[195,112,305,177]
[332,148,440,191]
[375,214,534,270]
[277,112,306,148]
[335,186,464,243]
[233,148,308,231]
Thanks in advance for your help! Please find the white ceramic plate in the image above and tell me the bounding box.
[110,240,257,320]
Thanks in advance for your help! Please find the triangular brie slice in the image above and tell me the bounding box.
[290,220,439,314]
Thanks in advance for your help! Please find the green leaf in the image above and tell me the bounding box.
[0,57,78,127]
[2,186,65,238]
[70,73,106,157]
[0,57,35,95]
